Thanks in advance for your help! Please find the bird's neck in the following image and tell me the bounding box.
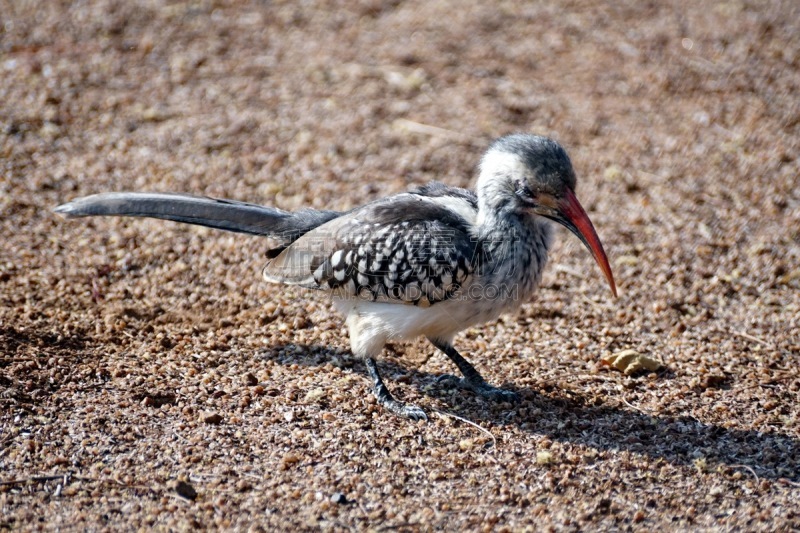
[474,210,552,267]
[471,169,553,301]
[476,165,514,225]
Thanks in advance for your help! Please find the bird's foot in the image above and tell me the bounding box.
[428,339,520,404]
[365,357,428,421]
[376,396,428,421]
[436,374,520,404]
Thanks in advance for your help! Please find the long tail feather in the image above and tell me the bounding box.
[54,192,340,239]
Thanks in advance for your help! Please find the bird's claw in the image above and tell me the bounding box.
[435,374,463,388]
[436,374,520,404]
[471,382,520,404]
[379,397,428,421]
[400,404,428,421]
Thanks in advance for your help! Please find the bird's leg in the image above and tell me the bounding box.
[429,339,520,404]
[364,358,428,421]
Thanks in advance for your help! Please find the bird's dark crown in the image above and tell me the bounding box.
[488,134,577,198]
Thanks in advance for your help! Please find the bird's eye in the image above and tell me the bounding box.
[515,183,536,203]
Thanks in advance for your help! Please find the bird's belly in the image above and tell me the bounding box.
[332,292,516,344]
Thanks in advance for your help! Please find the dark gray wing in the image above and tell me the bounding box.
[263,193,480,306]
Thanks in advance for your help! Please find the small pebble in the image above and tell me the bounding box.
[330,492,348,505]
[174,480,198,501]
[202,412,223,425]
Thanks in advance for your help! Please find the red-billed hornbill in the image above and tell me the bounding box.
[56,134,616,420]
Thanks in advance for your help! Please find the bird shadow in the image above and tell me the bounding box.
[258,342,800,483]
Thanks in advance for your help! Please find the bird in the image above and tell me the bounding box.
[55,134,616,420]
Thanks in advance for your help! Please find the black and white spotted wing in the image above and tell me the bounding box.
[263,193,480,306]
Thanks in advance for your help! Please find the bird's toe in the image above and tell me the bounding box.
[401,404,429,421]
[470,382,520,404]
[436,374,520,404]
[434,374,464,389]
[491,387,521,404]
[376,393,428,421]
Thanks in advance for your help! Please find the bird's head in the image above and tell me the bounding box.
[478,134,617,297]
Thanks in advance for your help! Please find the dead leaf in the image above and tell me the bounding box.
[601,349,663,375]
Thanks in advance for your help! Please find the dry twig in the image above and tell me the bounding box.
[730,464,760,484]
[433,409,497,449]
[621,397,652,415]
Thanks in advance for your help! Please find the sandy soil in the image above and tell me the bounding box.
[1,0,799,530]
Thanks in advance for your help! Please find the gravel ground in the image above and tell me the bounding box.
[1,0,799,530]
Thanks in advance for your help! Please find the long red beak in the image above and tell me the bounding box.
[554,189,617,297]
